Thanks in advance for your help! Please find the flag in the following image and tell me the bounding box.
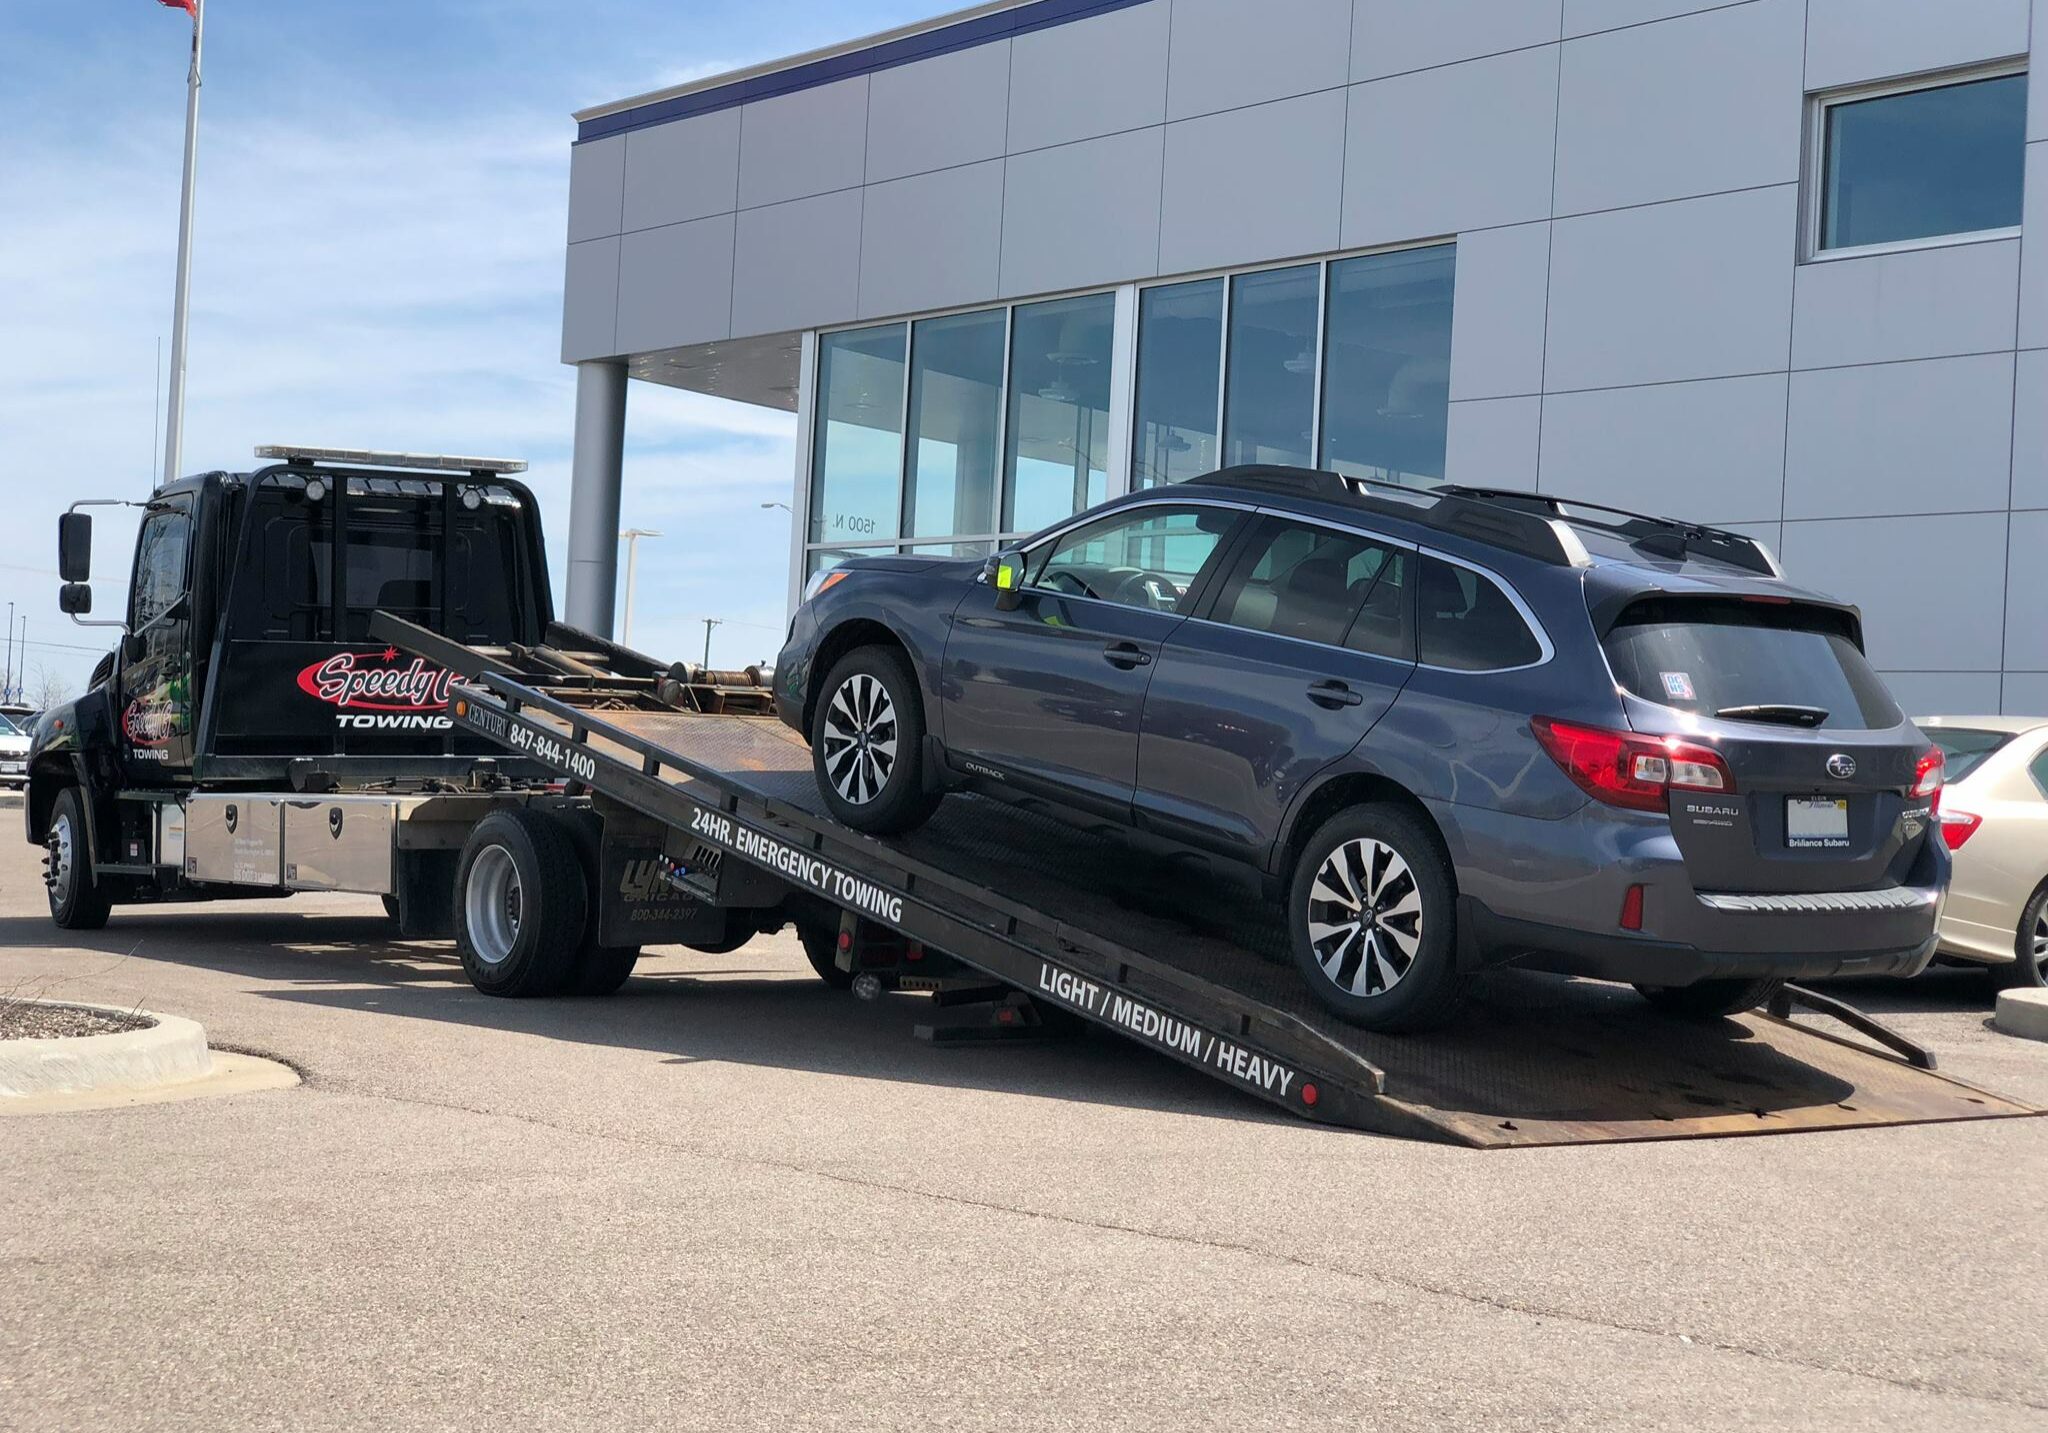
[157,0,196,14]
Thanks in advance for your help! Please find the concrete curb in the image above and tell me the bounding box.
[1994,988,2048,1043]
[0,1001,212,1098]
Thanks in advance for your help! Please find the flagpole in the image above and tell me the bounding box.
[161,0,203,489]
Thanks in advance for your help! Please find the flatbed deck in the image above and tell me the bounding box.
[389,617,2042,1148]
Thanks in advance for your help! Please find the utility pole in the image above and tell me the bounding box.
[161,0,205,487]
[617,527,660,646]
[3,602,14,704]
[701,618,723,668]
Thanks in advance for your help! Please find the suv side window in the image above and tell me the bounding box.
[1029,505,1236,614]
[1210,518,1412,657]
[129,508,193,629]
[1415,555,1543,671]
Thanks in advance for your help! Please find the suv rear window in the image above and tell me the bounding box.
[1928,728,2014,782]
[1602,598,1902,731]
[1417,557,1542,671]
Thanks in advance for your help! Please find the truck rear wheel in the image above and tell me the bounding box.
[568,942,641,996]
[796,916,853,989]
[454,809,587,997]
[45,787,112,931]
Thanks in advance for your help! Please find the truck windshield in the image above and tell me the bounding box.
[1602,597,1902,732]
[0,714,20,737]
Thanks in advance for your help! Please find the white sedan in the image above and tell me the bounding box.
[1919,715,2048,990]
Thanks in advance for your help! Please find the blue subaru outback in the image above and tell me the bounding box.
[776,467,1947,1032]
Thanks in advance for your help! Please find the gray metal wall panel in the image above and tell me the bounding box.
[1342,46,1558,250]
[2003,673,2048,716]
[1804,0,2031,90]
[1544,185,1798,391]
[1444,395,1541,486]
[1784,354,2017,520]
[2014,350,2048,510]
[1351,0,1563,80]
[1446,221,1551,401]
[858,160,1005,318]
[1779,512,2011,671]
[1006,1,1169,152]
[999,128,1164,298]
[2021,143,2048,348]
[1790,239,2022,370]
[1159,90,1345,274]
[1165,0,1353,121]
[561,237,621,362]
[2004,512,2048,671]
[1884,671,2008,717]
[2034,5,2048,141]
[730,190,863,336]
[737,76,870,210]
[615,214,737,354]
[1562,0,1748,40]
[866,39,1012,183]
[621,111,741,232]
[1554,0,1803,217]
[567,135,625,242]
[1540,374,1789,524]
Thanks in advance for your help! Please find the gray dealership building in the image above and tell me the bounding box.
[557,0,2045,715]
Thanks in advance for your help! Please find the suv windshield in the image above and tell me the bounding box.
[1602,598,1902,731]
[1927,728,2014,782]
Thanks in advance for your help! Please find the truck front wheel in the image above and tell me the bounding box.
[454,810,587,997]
[45,787,112,931]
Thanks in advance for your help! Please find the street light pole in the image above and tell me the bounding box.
[161,0,205,488]
[617,528,661,647]
[3,602,14,704]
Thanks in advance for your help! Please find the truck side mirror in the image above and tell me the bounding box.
[58,583,92,616]
[990,550,1028,613]
[58,513,92,583]
[121,631,146,664]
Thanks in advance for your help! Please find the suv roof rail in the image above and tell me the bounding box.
[1185,465,1779,577]
[254,444,528,475]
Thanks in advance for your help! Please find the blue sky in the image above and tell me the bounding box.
[0,0,934,695]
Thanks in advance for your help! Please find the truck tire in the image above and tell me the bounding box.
[1990,885,2048,991]
[810,646,939,836]
[795,916,853,989]
[1288,804,1463,1032]
[1634,977,1783,1018]
[454,809,587,997]
[569,942,641,997]
[45,787,112,931]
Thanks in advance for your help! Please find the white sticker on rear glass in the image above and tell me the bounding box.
[1661,671,1696,701]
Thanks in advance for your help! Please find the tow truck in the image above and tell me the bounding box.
[28,447,2043,1145]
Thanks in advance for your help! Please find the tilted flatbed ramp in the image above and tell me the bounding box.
[395,622,2040,1147]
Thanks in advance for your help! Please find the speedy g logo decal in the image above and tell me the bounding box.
[296,648,455,731]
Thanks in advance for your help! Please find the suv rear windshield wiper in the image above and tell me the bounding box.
[1715,703,1829,728]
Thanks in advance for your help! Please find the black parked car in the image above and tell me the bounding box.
[776,467,1947,1032]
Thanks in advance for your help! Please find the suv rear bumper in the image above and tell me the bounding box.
[1461,897,1938,987]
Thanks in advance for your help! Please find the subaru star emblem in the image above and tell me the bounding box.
[1825,754,1857,780]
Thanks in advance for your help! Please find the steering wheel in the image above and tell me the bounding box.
[1040,569,1095,598]
[1108,569,1180,611]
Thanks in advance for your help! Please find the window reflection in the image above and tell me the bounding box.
[904,310,1005,539]
[1821,73,2027,252]
[1004,293,1114,533]
[810,325,906,545]
[1223,265,1319,470]
[1320,245,1455,488]
[1132,279,1223,488]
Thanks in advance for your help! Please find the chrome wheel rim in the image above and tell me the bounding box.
[47,813,74,899]
[465,845,522,967]
[821,672,898,806]
[1306,838,1423,998]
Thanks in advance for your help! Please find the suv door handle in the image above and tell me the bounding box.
[1307,680,1364,708]
[1103,642,1152,670]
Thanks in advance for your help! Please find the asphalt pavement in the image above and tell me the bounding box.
[2,795,2045,1431]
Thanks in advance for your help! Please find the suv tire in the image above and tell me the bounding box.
[1633,977,1783,1018]
[1287,804,1462,1032]
[811,646,939,836]
[1990,885,2048,991]
[46,787,112,931]
[454,809,587,997]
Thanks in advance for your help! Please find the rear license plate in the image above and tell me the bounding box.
[1786,796,1850,849]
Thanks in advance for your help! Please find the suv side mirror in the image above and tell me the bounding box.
[58,512,92,582]
[990,550,1028,613]
[58,583,92,616]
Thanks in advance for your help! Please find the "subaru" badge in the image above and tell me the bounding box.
[1825,753,1857,780]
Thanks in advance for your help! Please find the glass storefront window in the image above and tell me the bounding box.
[1003,293,1114,533]
[904,310,1006,539]
[1132,279,1223,489]
[1222,265,1319,470]
[809,324,907,546]
[1320,244,1455,488]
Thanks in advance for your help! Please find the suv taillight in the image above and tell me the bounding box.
[1912,746,1945,805]
[1530,717,1734,813]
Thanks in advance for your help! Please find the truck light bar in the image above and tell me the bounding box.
[255,445,528,475]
